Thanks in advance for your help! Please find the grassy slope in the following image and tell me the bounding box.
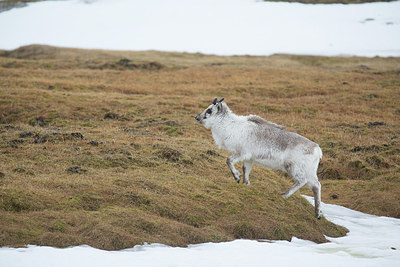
[0,45,399,250]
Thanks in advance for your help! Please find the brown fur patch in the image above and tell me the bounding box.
[248,115,285,130]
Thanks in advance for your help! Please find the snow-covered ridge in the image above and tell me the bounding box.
[1,196,399,267]
[0,0,399,57]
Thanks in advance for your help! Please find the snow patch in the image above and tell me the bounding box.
[0,0,399,56]
[1,196,399,267]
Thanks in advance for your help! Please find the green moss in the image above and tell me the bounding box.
[320,168,344,180]
[185,215,205,228]
[366,155,390,169]
[50,220,68,233]
[0,189,45,212]
[377,79,400,88]
[64,194,103,211]
[272,228,291,240]
[125,192,151,206]
[209,234,225,242]
[136,219,159,234]
[233,222,256,239]
[156,147,182,162]
[163,125,183,136]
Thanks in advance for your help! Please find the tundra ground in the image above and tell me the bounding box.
[0,45,399,250]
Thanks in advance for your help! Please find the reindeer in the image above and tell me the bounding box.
[195,98,323,219]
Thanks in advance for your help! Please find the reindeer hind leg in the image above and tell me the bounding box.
[281,177,307,199]
[311,181,322,219]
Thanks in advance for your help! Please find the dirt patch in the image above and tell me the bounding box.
[87,58,164,71]
[366,155,390,169]
[66,166,88,174]
[156,147,182,162]
[330,194,339,200]
[0,125,19,132]
[8,139,24,148]
[19,131,35,138]
[104,112,120,120]
[28,117,48,127]
[87,140,99,146]
[12,167,26,173]
[104,112,129,121]
[125,192,151,206]
[367,121,386,127]
[31,132,84,144]
[130,143,140,149]
[80,195,102,211]
[351,144,385,153]
[319,168,343,180]
[347,160,372,179]
[206,150,220,157]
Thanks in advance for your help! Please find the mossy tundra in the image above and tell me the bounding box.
[0,45,399,250]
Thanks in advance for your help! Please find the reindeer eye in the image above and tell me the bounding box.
[206,109,212,114]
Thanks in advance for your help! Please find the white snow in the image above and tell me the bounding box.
[0,0,399,56]
[1,196,399,267]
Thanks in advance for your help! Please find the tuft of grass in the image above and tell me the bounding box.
[233,222,257,239]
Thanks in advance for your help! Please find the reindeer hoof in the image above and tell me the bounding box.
[234,174,241,183]
[318,212,323,220]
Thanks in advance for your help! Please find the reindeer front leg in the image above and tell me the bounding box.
[226,155,242,183]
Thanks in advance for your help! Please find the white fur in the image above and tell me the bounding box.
[196,99,323,219]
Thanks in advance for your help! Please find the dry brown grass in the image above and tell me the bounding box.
[0,45,399,250]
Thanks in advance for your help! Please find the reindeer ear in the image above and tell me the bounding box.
[212,98,218,105]
[217,99,224,112]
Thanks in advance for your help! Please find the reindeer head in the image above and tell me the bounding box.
[195,97,225,129]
